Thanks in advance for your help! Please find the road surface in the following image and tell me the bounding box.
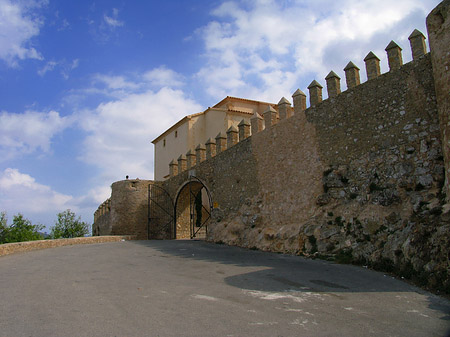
[0,240,449,336]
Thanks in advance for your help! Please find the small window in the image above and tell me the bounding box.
[163,139,166,147]
[175,130,178,138]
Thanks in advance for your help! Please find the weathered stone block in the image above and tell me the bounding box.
[238,119,251,140]
[325,71,341,98]
[227,125,239,147]
[292,89,307,114]
[169,159,178,177]
[308,80,323,106]
[427,0,450,201]
[364,51,381,80]
[215,132,227,153]
[344,61,360,89]
[250,112,264,134]
[205,137,216,159]
[195,144,206,163]
[178,154,187,172]
[186,149,196,169]
[278,97,292,119]
[408,29,427,60]
[263,105,278,127]
[385,40,403,71]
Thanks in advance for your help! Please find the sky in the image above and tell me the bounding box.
[0,0,442,230]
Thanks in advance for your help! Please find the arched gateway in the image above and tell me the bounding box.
[147,177,212,240]
[174,176,212,239]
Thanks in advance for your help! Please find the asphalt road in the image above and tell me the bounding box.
[0,240,449,337]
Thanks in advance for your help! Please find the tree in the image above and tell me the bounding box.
[0,213,44,244]
[50,209,89,239]
[0,212,8,243]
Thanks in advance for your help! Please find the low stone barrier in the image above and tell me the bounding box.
[0,235,137,257]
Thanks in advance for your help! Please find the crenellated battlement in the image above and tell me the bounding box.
[92,0,450,294]
[167,28,432,179]
[94,198,111,223]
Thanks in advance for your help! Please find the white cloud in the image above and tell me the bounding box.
[88,7,124,43]
[37,60,57,76]
[0,168,74,224]
[103,8,123,28]
[87,66,186,100]
[71,58,79,69]
[143,66,185,88]
[0,167,106,228]
[93,74,140,91]
[79,86,202,182]
[57,67,201,213]
[37,58,79,78]
[0,168,102,227]
[0,0,46,66]
[0,110,72,161]
[196,0,440,102]
[61,58,79,79]
[58,18,69,31]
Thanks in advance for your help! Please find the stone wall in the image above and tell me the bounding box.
[215,53,448,293]
[160,20,449,292]
[94,179,153,240]
[427,0,450,200]
[0,236,136,257]
[93,1,450,293]
[93,198,111,236]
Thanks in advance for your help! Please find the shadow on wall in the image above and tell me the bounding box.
[129,239,450,322]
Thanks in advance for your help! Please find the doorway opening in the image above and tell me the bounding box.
[174,177,212,239]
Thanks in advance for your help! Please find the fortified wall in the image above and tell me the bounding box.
[94,1,450,293]
[94,179,153,239]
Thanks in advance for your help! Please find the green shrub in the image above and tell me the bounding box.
[0,212,44,244]
[50,210,89,239]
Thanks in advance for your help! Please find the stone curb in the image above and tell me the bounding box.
[0,236,137,257]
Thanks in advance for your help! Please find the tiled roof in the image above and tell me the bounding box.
[152,96,277,144]
[213,96,276,108]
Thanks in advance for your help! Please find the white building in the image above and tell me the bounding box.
[152,96,276,180]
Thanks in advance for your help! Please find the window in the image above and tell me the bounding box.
[163,139,166,147]
[175,130,178,138]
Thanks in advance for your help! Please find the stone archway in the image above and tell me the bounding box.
[174,177,212,239]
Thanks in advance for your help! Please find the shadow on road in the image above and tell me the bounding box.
[130,239,450,321]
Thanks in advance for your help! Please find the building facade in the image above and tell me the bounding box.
[94,0,450,293]
[151,96,277,180]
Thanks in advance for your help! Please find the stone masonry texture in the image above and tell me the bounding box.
[160,52,448,293]
[0,236,136,257]
[94,1,450,294]
[95,179,153,239]
[427,0,450,201]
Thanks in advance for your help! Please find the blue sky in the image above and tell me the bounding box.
[0,0,441,230]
